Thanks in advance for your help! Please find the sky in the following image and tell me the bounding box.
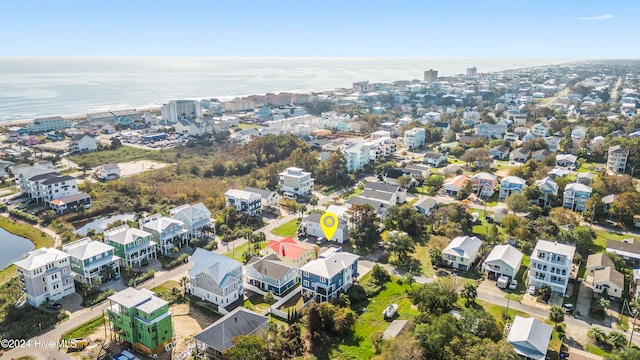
[0,0,636,58]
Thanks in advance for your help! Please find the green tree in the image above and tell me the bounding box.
[385,204,427,238]
[414,314,463,360]
[222,335,268,360]
[548,306,565,329]
[460,283,478,306]
[348,204,381,249]
[387,231,416,268]
[587,326,606,344]
[604,347,640,360]
[309,197,318,210]
[463,339,520,360]
[381,335,423,360]
[263,291,276,317]
[460,308,501,341]
[607,331,628,349]
[409,281,459,315]
[596,297,611,314]
[429,247,443,267]
[506,193,530,214]
[371,264,391,285]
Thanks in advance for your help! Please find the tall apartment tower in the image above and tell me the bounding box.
[466,66,478,77]
[161,100,201,124]
[424,69,438,83]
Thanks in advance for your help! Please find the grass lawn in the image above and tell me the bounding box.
[244,293,269,313]
[547,328,564,360]
[413,244,435,277]
[586,344,609,357]
[222,241,265,263]
[476,299,527,329]
[592,228,639,253]
[151,280,183,303]
[447,156,466,165]
[61,314,106,340]
[0,217,56,284]
[280,293,305,312]
[238,123,265,130]
[272,218,300,238]
[334,277,419,359]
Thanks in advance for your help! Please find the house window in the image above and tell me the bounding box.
[303,280,309,287]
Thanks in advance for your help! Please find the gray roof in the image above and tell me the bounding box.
[484,244,523,271]
[194,307,268,353]
[304,212,347,230]
[299,250,359,278]
[443,236,483,260]
[363,181,400,194]
[242,186,274,200]
[358,189,395,203]
[593,266,624,290]
[14,247,70,271]
[189,248,242,287]
[345,196,386,210]
[42,175,75,185]
[247,253,297,281]
[108,287,160,309]
[52,192,90,204]
[507,316,553,360]
[607,238,640,256]
[586,253,615,270]
[413,197,437,210]
[62,238,114,261]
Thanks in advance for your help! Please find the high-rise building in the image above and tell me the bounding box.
[424,69,438,83]
[466,66,478,77]
[161,100,201,124]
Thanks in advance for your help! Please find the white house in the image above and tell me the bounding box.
[483,244,524,279]
[300,212,348,243]
[279,167,314,197]
[224,189,262,216]
[14,247,76,307]
[528,240,575,296]
[443,175,470,196]
[593,266,624,299]
[507,316,553,360]
[98,164,121,181]
[188,248,243,309]
[607,145,629,174]
[76,135,98,152]
[423,152,448,167]
[242,186,279,209]
[404,127,425,150]
[442,236,483,271]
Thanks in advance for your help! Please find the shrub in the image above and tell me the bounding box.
[125,270,155,286]
[9,209,39,223]
[159,254,189,270]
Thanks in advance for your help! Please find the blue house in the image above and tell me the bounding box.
[499,176,526,200]
[300,249,359,303]
[534,176,559,207]
[475,123,507,139]
[563,183,592,212]
[245,254,299,296]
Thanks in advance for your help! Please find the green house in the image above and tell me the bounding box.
[107,287,173,355]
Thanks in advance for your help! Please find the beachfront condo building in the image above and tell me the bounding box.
[161,100,201,123]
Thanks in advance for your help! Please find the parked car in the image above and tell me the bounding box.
[563,303,575,313]
[509,279,517,290]
[528,285,536,295]
[383,303,398,318]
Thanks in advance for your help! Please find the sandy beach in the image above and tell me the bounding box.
[0,106,163,129]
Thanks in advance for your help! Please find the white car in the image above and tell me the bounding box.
[383,303,398,318]
[528,285,536,295]
[509,280,517,290]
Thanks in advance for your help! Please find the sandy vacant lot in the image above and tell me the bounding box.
[117,160,172,177]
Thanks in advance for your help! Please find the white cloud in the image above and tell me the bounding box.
[578,14,614,21]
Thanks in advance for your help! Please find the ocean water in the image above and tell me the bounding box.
[0,57,577,123]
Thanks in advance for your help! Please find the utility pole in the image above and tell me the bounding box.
[590,202,596,229]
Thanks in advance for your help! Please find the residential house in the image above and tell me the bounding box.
[442,235,483,271]
[24,172,79,204]
[174,117,209,137]
[459,135,483,145]
[586,253,616,278]
[300,212,348,243]
[193,307,268,360]
[49,192,92,215]
[224,189,262,216]
[544,135,563,152]
[413,197,437,215]
[170,203,213,239]
[104,225,157,267]
[279,167,314,197]
[62,238,120,285]
[556,154,578,168]
[593,266,624,299]
[344,143,371,172]
[504,132,519,142]
[76,134,98,152]
[571,126,587,139]
[245,254,299,296]
[528,240,575,295]
[499,176,527,200]
[140,214,188,256]
[423,152,448,167]
[531,149,553,162]
[489,145,510,160]
[363,182,407,204]
[443,174,470,196]
[507,316,553,360]
[531,123,550,137]
[403,164,431,183]
[188,248,243,308]
[534,176,559,207]
[470,172,497,198]
[475,123,507,139]
[300,249,359,303]
[483,244,524,279]
[563,183,592,212]
[607,145,629,174]
[107,287,173,355]
[404,127,425,149]
[262,237,315,266]
[98,164,121,181]
[434,122,451,134]
[14,247,76,307]
[493,208,509,223]
[509,147,531,163]
[606,239,640,263]
[242,186,279,209]
[577,172,595,186]
[547,168,569,179]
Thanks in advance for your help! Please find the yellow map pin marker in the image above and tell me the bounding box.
[320,212,338,241]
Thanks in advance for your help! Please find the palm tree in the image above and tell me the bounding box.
[309,197,318,210]
[596,297,610,315]
[607,331,628,349]
[253,232,266,252]
[548,306,565,330]
[587,327,606,344]
[460,283,477,305]
[299,205,307,220]
[179,276,190,292]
